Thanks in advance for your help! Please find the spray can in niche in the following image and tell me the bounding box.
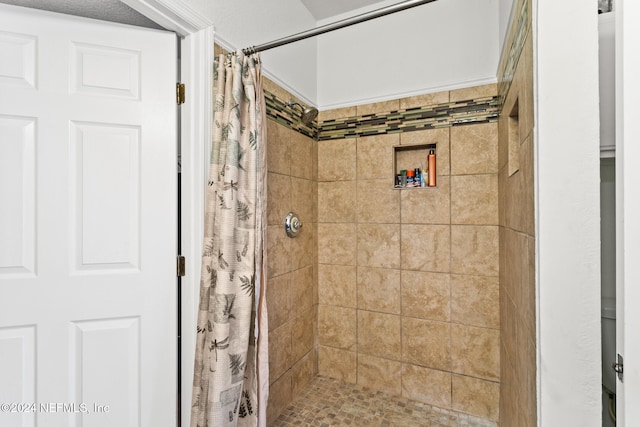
[406,169,415,187]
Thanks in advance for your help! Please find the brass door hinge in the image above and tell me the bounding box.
[177,255,186,277]
[176,83,185,105]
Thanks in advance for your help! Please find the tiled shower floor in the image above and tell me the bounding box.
[275,376,497,427]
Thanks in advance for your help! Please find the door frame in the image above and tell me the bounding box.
[119,2,212,425]
[616,0,640,424]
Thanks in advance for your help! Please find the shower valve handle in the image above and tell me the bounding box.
[285,212,302,238]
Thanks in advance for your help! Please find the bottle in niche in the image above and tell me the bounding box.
[427,148,436,187]
[406,169,415,187]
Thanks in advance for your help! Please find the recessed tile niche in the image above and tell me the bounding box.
[392,143,437,188]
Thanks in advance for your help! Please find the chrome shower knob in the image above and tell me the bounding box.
[285,212,303,238]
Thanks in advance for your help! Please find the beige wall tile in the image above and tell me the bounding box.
[318,139,356,181]
[267,172,291,226]
[502,227,516,300]
[357,354,402,396]
[267,120,291,175]
[402,317,451,371]
[318,223,356,265]
[450,122,499,175]
[318,181,356,223]
[498,166,507,226]
[450,83,497,102]
[290,132,314,180]
[269,321,292,381]
[521,135,535,236]
[292,306,314,361]
[451,274,499,329]
[312,179,318,223]
[401,128,450,176]
[451,225,499,277]
[498,110,509,171]
[401,271,450,321]
[358,311,401,360]
[505,167,525,233]
[400,224,451,273]
[267,225,291,278]
[400,91,450,110]
[498,5,533,424]
[402,363,452,407]
[526,236,536,337]
[318,305,356,350]
[356,99,400,116]
[356,179,399,223]
[401,176,451,225]
[505,228,529,309]
[291,177,314,227]
[357,224,401,269]
[500,342,515,427]
[357,267,401,314]
[516,32,534,144]
[515,316,536,424]
[292,350,315,397]
[290,223,314,270]
[318,346,357,383]
[452,325,500,381]
[356,134,399,180]
[501,288,517,362]
[451,174,498,225]
[318,264,357,308]
[318,106,357,122]
[267,273,291,331]
[452,375,500,421]
[264,77,295,104]
[266,370,292,424]
[292,266,314,315]
[524,330,537,426]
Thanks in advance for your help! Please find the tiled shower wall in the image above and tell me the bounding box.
[316,85,500,422]
[262,78,318,424]
[497,0,537,425]
[214,45,503,424]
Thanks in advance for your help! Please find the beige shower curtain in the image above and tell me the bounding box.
[191,50,269,427]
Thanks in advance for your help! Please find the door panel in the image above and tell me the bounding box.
[0,5,177,427]
[70,122,141,271]
[0,115,36,278]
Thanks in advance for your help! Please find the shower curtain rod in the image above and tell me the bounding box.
[242,0,438,55]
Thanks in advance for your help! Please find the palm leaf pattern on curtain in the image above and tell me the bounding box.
[191,51,268,427]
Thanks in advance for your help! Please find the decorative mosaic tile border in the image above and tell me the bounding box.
[265,89,498,141]
[498,0,530,104]
[317,96,498,141]
[264,90,317,139]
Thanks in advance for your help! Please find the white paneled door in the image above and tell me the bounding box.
[0,5,177,427]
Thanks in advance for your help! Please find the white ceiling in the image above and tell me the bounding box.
[0,0,392,27]
[0,0,164,29]
[300,0,390,20]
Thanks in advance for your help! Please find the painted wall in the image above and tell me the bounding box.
[498,0,514,54]
[316,0,499,109]
[211,0,318,106]
[211,0,500,110]
[536,0,602,424]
